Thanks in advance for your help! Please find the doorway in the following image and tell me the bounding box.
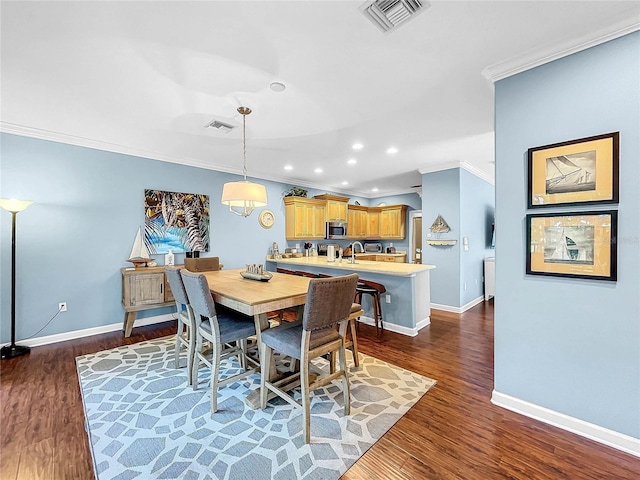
[409,210,422,264]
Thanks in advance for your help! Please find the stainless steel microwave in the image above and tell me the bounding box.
[325,221,347,239]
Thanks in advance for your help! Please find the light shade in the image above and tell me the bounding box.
[0,198,33,213]
[221,181,268,217]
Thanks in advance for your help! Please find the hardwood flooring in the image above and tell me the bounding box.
[1,301,638,479]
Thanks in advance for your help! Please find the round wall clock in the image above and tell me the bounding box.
[259,209,275,229]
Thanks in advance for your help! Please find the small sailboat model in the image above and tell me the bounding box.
[427,214,457,246]
[127,227,152,267]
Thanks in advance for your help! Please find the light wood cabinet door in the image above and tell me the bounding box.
[124,272,165,307]
[379,206,407,239]
[367,210,380,238]
[326,200,347,222]
[284,197,326,240]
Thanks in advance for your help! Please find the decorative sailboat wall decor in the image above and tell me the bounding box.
[427,214,457,246]
[127,227,153,267]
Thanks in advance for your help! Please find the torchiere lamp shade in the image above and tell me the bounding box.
[0,198,33,213]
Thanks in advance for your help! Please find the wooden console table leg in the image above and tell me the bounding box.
[123,311,137,337]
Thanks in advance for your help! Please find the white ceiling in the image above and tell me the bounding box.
[1,1,638,197]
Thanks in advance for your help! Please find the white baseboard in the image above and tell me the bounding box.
[492,390,640,457]
[2,314,176,349]
[431,295,484,314]
[357,315,430,337]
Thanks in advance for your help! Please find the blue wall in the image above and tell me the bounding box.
[460,169,495,305]
[422,168,494,308]
[494,32,639,438]
[422,169,461,307]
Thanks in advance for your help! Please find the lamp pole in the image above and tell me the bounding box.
[0,198,33,359]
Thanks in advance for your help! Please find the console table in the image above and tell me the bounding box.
[121,266,175,337]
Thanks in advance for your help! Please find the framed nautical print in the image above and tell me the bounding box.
[526,210,617,281]
[527,132,619,208]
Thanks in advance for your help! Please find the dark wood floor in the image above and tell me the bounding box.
[1,301,639,479]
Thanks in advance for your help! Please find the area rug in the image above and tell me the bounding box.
[76,336,436,480]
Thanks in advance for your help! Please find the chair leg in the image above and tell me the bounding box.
[371,294,379,336]
[376,294,384,333]
[301,352,311,444]
[349,318,359,367]
[259,341,272,409]
[192,332,203,390]
[174,319,183,369]
[339,342,350,415]
[210,341,221,413]
[186,325,195,386]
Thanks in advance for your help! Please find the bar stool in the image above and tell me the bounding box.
[354,279,386,335]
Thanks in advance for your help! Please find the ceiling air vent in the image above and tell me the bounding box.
[360,0,429,33]
[205,119,236,133]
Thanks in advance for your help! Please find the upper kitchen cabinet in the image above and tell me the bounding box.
[284,197,326,240]
[379,205,407,239]
[367,207,381,238]
[347,205,368,238]
[314,194,348,222]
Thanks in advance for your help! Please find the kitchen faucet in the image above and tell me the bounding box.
[350,241,364,263]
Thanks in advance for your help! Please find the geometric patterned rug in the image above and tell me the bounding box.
[76,336,436,480]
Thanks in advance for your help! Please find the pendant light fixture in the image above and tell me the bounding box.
[221,106,268,217]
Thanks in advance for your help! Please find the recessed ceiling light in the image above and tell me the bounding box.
[386,147,398,154]
[342,181,349,185]
[314,168,323,174]
[372,187,379,192]
[347,158,357,165]
[270,81,286,92]
[352,143,363,150]
[284,165,293,171]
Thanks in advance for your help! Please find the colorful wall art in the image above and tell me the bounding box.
[144,189,210,254]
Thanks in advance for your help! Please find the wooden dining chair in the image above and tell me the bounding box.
[259,273,359,443]
[164,266,198,385]
[180,270,258,413]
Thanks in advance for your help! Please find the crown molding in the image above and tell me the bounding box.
[482,18,640,83]
[419,161,494,185]
[0,122,419,198]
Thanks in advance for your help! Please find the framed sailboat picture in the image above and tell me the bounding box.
[526,210,617,281]
[527,132,619,208]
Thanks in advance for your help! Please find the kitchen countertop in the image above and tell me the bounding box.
[266,256,434,277]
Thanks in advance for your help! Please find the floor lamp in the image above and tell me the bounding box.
[0,198,33,359]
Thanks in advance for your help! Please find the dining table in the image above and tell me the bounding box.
[200,268,312,407]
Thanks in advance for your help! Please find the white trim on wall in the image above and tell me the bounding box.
[418,161,494,185]
[1,314,176,349]
[431,295,485,314]
[492,390,640,458]
[356,315,430,337]
[482,19,640,82]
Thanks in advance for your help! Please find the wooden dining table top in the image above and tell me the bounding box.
[200,268,312,317]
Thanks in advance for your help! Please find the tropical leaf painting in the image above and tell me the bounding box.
[144,189,210,254]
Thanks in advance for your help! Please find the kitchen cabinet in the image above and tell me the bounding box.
[314,194,348,221]
[121,266,175,337]
[347,205,368,238]
[367,208,381,238]
[379,205,407,239]
[377,254,406,263]
[284,197,326,240]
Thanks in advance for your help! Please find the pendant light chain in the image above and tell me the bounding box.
[242,110,248,181]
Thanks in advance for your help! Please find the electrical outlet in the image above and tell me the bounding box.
[59,302,67,312]
[475,279,478,285]
[385,294,391,304]
[463,282,467,291]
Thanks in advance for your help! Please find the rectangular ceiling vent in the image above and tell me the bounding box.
[206,119,235,133]
[360,0,429,33]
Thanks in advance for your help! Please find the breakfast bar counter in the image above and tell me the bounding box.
[265,256,435,336]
